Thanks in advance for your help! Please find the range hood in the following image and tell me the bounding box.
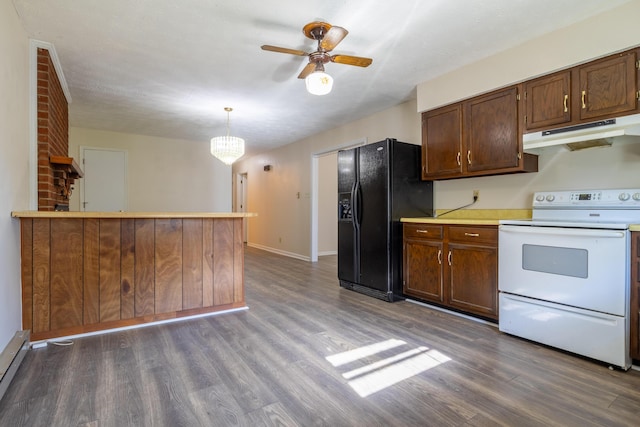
[523,113,640,151]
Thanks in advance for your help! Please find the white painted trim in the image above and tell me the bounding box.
[310,137,367,262]
[30,306,249,349]
[247,242,310,262]
[318,250,337,256]
[29,39,72,103]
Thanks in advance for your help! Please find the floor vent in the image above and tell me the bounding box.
[0,330,30,401]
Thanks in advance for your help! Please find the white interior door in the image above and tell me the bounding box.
[81,147,127,212]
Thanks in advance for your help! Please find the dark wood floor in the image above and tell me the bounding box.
[1,247,640,426]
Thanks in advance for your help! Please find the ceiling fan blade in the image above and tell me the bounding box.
[261,45,308,57]
[297,62,317,79]
[320,26,348,51]
[331,55,373,67]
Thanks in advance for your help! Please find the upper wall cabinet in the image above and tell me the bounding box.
[578,50,638,121]
[422,85,538,180]
[524,71,572,130]
[524,48,640,132]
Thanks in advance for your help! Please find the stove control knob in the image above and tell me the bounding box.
[619,192,630,201]
[633,192,640,201]
[535,194,545,202]
[545,195,555,202]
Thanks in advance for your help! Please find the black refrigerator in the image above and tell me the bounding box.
[338,138,434,302]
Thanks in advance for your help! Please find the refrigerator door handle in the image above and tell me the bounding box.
[353,181,362,229]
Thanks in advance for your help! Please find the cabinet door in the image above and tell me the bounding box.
[422,104,463,179]
[631,232,640,361]
[579,51,638,121]
[447,243,498,320]
[403,238,444,303]
[464,87,521,174]
[525,71,571,131]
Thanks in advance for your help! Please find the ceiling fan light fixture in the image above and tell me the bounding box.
[305,70,333,96]
[210,107,245,165]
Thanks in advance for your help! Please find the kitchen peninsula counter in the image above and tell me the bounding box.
[12,211,256,341]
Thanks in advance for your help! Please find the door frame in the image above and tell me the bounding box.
[235,172,248,242]
[310,137,367,262]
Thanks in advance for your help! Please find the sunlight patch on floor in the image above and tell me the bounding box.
[325,339,451,397]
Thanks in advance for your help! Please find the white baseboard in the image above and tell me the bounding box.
[247,242,310,261]
[0,330,30,401]
[318,250,337,256]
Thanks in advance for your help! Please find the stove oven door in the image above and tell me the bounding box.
[498,224,629,316]
[498,224,631,369]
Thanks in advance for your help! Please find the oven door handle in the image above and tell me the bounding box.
[499,225,626,239]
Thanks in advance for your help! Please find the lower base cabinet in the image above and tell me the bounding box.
[631,232,640,361]
[403,223,498,320]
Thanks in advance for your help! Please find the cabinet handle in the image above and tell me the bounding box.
[464,233,480,237]
[467,150,471,165]
[563,94,568,112]
[456,152,461,166]
[437,249,442,265]
[416,229,429,234]
[581,90,586,109]
[447,251,452,266]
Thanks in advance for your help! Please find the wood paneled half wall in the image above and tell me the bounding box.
[12,212,255,341]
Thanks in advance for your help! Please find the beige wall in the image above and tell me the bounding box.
[0,0,30,349]
[69,127,232,212]
[417,1,640,111]
[233,1,640,260]
[233,101,420,259]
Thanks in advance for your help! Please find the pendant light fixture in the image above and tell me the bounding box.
[210,107,245,165]
[305,63,333,96]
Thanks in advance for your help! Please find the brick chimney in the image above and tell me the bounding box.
[37,48,71,211]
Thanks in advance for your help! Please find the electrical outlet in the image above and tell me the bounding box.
[473,190,480,201]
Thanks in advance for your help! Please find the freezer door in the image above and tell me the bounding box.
[337,149,358,283]
[358,141,390,292]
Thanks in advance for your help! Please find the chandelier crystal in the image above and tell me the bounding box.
[210,107,245,165]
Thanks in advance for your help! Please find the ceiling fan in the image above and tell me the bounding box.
[261,21,373,95]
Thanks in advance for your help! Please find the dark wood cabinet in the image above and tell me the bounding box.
[524,49,639,133]
[578,51,638,121]
[465,87,522,174]
[403,223,498,320]
[403,224,444,302]
[447,226,498,318]
[524,71,572,131]
[422,104,463,179]
[422,85,537,180]
[631,231,640,362]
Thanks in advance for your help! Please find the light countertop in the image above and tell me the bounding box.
[12,211,257,219]
[402,209,531,226]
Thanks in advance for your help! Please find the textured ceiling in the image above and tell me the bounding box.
[12,0,632,157]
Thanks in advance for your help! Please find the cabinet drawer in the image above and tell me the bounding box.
[404,224,443,240]
[448,226,497,245]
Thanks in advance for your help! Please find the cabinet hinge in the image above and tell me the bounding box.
[517,152,522,160]
[516,93,521,101]
[524,115,527,124]
[636,59,640,69]
[637,90,640,101]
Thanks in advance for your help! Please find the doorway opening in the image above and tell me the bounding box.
[310,138,366,262]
